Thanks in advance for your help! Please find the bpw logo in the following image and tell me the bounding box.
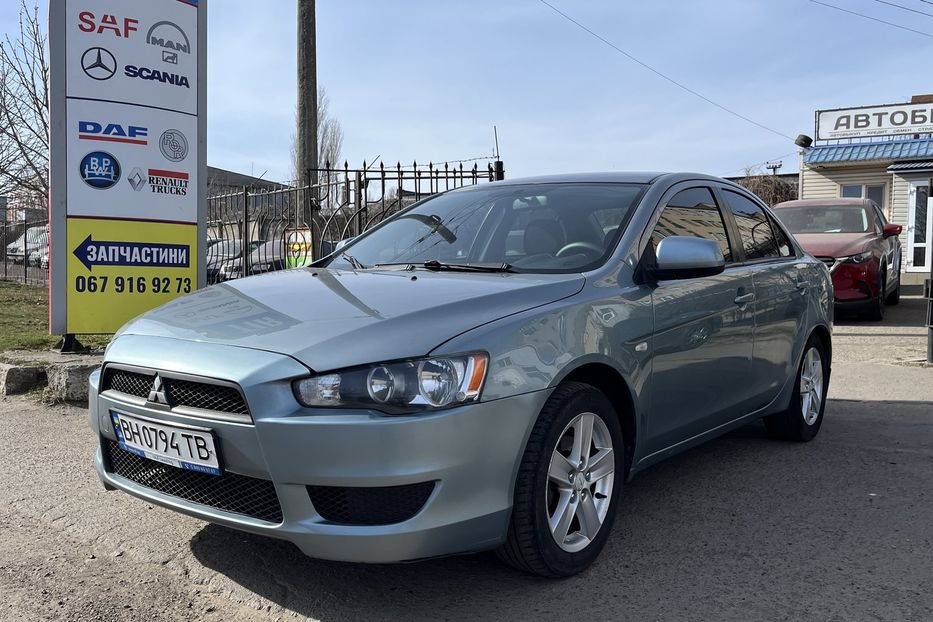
[78,121,148,146]
[124,65,190,88]
[80,152,120,189]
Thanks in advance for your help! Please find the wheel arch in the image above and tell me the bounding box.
[554,360,638,481]
[810,323,832,367]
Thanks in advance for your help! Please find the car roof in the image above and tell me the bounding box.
[483,171,737,187]
[773,198,873,209]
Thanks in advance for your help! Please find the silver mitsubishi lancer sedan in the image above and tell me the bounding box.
[89,172,833,577]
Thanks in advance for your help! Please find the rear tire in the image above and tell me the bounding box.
[497,382,623,577]
[765,335,829,442]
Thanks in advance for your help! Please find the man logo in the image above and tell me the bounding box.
[162,50,178,65]
[159,129,188,162]
[127,167,146,191]
[80,47,117,81]
[80,151,120,189]
[147,21,190,56]
[148,374,169,405]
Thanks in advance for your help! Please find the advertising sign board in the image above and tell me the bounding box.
[49,0,206,334]
[816,102,933,141]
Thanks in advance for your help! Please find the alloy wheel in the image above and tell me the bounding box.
[546,412,615,552]
[799,347,824,426]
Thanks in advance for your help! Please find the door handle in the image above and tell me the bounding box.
[734,292,756,305]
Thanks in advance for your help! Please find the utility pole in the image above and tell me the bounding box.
[297,0,317,215]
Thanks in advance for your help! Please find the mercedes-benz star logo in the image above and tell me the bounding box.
[148,374,169,405]
[81,47,117,81]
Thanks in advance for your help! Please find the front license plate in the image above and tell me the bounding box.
[110,410,222,476]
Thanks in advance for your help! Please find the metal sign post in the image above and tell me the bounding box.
[49,0,207,336]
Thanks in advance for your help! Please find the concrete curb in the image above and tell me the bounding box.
[0,351,102,404]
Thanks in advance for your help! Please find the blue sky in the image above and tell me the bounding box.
[6,0,933,182]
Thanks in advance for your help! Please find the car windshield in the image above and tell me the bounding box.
[326,182,646,273]
[775,205,870,234]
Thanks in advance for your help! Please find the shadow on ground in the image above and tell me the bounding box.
[189,400,933,621]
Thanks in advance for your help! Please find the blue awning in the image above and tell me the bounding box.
[804,138,933,165]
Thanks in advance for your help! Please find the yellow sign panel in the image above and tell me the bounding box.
[66,217,197,334]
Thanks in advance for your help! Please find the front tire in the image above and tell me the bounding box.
[765,335,829,442]
[497,382,623,577]
[863,273,885,321]
[885,276,900,306]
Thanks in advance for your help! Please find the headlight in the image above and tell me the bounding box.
[841,250,872,264]
[292,352,488,413]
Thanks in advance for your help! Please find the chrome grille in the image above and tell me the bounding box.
[105,440,282,523]
[103,367,250,417]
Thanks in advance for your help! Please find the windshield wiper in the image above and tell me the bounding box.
[341,252,366,270]
[421,259,518,273]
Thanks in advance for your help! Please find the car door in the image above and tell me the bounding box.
[645,185,757,454]
[717,187,808,410]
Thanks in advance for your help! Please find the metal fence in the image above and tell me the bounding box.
[0,220,49,286]
[206,159,502,284]
[1,160,503,288]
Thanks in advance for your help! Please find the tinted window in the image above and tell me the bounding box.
[841,185,862,198]
[651,187,732,262]
[722,190,780,260]
[866,184,884,207]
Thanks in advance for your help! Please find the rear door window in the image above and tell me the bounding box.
[721,190,781,260]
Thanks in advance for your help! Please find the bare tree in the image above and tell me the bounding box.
[735,166,797,206]
[290,86,343,184]
[0,1,49,206]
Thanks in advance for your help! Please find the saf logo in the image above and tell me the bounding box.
[78,12,139,38]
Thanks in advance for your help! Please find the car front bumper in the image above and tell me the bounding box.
[89,337,548,563]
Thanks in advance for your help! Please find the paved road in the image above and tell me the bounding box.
[1,292,931,621]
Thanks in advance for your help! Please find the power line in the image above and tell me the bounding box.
[809,0,933,38]
[872,0,933,19]
[537,0,793,140]
[723,152,798,176]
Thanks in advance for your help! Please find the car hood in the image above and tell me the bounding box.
[792,232,874,258]
[115,267,585,371]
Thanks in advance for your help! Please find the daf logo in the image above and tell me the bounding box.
[80,47,117,81]
[148,374,169,405]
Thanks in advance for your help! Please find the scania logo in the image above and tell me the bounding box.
[80,47,117,81]
[148,374,169,405]
[79,151,120,189]
[159,130,189,162]
[147,21,190,65]
[124,64,190,88]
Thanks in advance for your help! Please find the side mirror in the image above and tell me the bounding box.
[882,223,902,238]
[653,236,725,281]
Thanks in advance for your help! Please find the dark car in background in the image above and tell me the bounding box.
[773,198,901,320]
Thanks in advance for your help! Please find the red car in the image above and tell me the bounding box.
[772,198,902,320]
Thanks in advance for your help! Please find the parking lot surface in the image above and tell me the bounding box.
[1,291,931,622]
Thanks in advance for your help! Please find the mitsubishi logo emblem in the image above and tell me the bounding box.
[148,374,169,405]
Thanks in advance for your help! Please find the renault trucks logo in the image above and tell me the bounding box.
[128,167,189,196]
[80,47,117,80]
[148,374,169,405]
[79,151,120,189]
[147,21,190,65]
[159,130,189,161]
[78,121,148,145]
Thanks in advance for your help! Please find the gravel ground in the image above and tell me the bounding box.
[1,291,931,622]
